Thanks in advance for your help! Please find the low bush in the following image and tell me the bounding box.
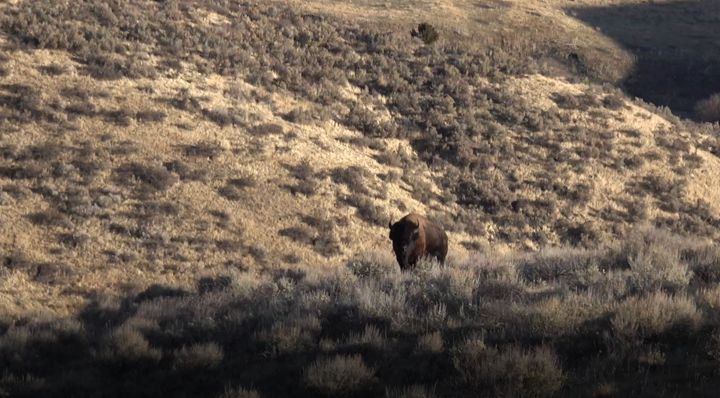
[694,93,720,122]
[135,110,167,123]
[98,326,162,365]
[611,292,700,343]
[415,331,443,353]
[347,251,399,279]
[303,354,376,396]
[183,141,225,159]
[342,194,388,227]
[114,162,179,195]
[219,386,261,398]
[39,63,66,76]
[621,226,692,293]
[173,343,224,370]
[453,337,564,397]
[411,23,439,45]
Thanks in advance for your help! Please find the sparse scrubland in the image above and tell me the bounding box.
[2,227,720,397]
[1,0,720,396]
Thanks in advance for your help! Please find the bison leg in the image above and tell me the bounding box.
[439,241,448,264]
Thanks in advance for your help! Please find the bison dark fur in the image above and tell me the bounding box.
[388,213,448,270]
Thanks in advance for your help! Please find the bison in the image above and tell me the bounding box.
[388,213,448,270]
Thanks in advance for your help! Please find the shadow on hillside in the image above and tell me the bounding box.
[5,233,720,398]
[0,279,411,398]
[0,283,305,398]
[569,0,720,119]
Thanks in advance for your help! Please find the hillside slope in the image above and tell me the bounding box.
[0,0,719,320]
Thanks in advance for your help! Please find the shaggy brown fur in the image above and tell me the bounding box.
[388,213,448,270]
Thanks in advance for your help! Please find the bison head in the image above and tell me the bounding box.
[388,218,420,269]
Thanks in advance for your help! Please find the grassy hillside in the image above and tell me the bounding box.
[1,0,720,396]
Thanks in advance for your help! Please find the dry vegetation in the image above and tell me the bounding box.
[1,0,720,396]
[2,227,720,397]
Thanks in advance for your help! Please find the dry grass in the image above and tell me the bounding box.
[1,0,720,396]
[0,0,717,271]
[1,229,718,396]
[0,229,720,397]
